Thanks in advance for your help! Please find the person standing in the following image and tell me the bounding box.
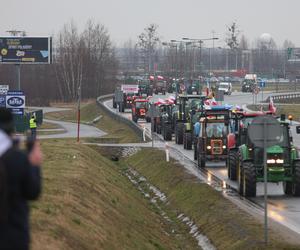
[29,114,37,139]
[0,108,42,250]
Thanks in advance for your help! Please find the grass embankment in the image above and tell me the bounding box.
[126,149,300,250]
[46,101,141,143]
[248,104,300,121]
[31,140,197,250]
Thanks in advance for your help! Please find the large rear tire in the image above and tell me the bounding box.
[283,182,293,195]
[242,161,256,197]
[228,150,238,181]
[194,139,198,160]
[176,123,184,145]
[292,161,300,196]
[198,154,206,168]
[132,115,138,123]
[113,98,117,108]
[186,132,192,150]
[165,124,172,141]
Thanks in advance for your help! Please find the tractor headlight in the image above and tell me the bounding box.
[267,159,276,164]
[276,159,284,164]
[207,146,212,150]
[222,145,226,149]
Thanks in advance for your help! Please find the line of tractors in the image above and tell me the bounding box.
[149,94,300,198]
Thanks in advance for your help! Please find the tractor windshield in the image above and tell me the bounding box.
[136,102,147,109]
[241,117,254,128]
[279,124,290,147]
[206,122,226,138]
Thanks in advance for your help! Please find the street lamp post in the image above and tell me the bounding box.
[182,37,219,76]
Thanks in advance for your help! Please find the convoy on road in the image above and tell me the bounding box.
[112,74,300,200]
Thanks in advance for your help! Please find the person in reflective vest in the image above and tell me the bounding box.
[29,114,37,139]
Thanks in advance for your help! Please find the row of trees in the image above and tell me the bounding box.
[0,19,118,104]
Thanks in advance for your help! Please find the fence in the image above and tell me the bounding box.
[266,93,300,103]
[97,94,150,141]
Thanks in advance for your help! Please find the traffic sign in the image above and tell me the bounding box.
[259,81,266,88]
[0,85,9,95]
[248,116,282,148]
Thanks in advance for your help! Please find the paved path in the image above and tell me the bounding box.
[30,106,107,139]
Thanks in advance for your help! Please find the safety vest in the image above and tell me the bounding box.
[30,118,37,129]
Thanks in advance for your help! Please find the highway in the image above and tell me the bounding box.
[104,91,300,237]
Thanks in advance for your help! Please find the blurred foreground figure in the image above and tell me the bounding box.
[0,108,42,250]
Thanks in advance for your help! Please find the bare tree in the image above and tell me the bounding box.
[137,24,160,74]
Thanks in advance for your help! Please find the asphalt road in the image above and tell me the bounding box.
[105,91,300,236]
[34,107,107,139]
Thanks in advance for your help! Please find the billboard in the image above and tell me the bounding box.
[121,84,139,94]
[6,91,25,115]
[0,37,52,64]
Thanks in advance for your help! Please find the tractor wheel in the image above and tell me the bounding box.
[193,139,198,160]
[198,154,206,169]
[283,182,293,195]
[238,166,244,196]
[242,161,256,197]
[292,161,300,196]
[132,116,138,123]
[165,124,172,141]
[186,132,192,150]
[121,103,125,112]
[146,117,151,123]
[113,98,117,108]
[151,120,156,132]
[157,125,161,134]
[176,123,184,145]
[228,150,238,181]
[183,133,187,149]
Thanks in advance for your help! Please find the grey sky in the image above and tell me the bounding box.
[1,0,299,47]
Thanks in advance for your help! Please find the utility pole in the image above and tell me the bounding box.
[77,84,81,143]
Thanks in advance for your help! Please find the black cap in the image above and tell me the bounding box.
[0,108,14,134]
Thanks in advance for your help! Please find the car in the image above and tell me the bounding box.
[218,82,232,95]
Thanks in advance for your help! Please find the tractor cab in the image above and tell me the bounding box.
[196,106,232,168]
[131,99,150,123]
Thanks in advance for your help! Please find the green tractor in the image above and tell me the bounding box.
[182,98,207,150]
[138,79,153,96]
[160,104,175,141]
[187,79,202,95]
[174,95,205,145]
[235,114,300,197]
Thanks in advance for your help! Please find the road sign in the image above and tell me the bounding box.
[0,85,9,95]
[0,37,52,64]
[259,81,266,88]
[248,116,282,148]
[248,115,282,245]
[287,47,300,62]
[0,95,5,107]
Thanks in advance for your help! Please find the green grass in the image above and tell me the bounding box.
[45,101,141,143]
[31,140,198,250]
[125,148,300,250]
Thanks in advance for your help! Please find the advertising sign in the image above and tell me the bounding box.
[0,37,52,64]
[6,91,25,115]
[0,85,9,95]
[121,84,139,94]
[287,47,300,62]
[0,95,6,107]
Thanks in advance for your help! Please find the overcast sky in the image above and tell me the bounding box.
[1,0,299,47]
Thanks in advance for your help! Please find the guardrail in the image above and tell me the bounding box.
[97,94,150,141]
[266,93,300,103]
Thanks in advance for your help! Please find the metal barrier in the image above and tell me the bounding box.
[97,94,149,141]
[266,93,300,103]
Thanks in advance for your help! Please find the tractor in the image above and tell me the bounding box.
[131,98,151,123]
[138,79,153,96]
[173,95,207,145]
[187,79,202,95]
[160,103,176,141]
[196,107,232,168]
[234,114,300,197]
[182,97,207,150]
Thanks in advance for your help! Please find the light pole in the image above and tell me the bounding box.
[182,37,219,75]
[171,40,192,77]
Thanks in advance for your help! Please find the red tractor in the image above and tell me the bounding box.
[131,99,151,123]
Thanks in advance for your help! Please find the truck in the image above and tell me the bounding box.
[218,82,232,95]
[241,74,257,92]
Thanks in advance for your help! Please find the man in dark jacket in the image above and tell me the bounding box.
[0,108,42,250]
